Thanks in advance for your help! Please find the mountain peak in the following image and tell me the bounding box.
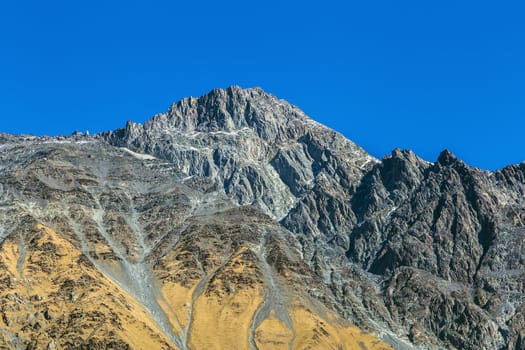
[437,149,459,166]
[182,86,269,107]
[100,86,311,147]
[209,85,266,96]
[99,86,374,220]
[148,85,303,135]
[99,86,370,155]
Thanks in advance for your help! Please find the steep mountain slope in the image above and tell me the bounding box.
[0,223,175,349]
[0,86,523,349]
[101,87,376,222]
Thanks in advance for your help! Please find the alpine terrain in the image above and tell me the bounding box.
[0,86,523,350]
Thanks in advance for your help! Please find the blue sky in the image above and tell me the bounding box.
[1,1,523,170]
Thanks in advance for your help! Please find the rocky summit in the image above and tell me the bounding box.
[0,86,523,350]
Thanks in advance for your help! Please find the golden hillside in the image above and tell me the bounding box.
[0,223,392,350]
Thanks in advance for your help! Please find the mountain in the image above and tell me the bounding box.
[0,86,523,349]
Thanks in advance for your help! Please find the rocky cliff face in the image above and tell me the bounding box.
[0,86,523,349]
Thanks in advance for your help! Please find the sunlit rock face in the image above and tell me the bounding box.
[0,86,523,349]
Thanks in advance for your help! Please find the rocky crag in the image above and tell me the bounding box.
[0,86,523,349]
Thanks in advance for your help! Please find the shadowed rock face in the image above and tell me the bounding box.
[0,86,523,349]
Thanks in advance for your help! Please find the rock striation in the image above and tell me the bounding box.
[0,86,523,349]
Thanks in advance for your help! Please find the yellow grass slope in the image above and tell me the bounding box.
[254,311,294,350]
[0,223,394,350]
[187,247,265,350]
[0,224,176,349]
[290,303,393,350]
[157,243,394,350]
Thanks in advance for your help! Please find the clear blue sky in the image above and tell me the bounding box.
[1,1,523,170]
